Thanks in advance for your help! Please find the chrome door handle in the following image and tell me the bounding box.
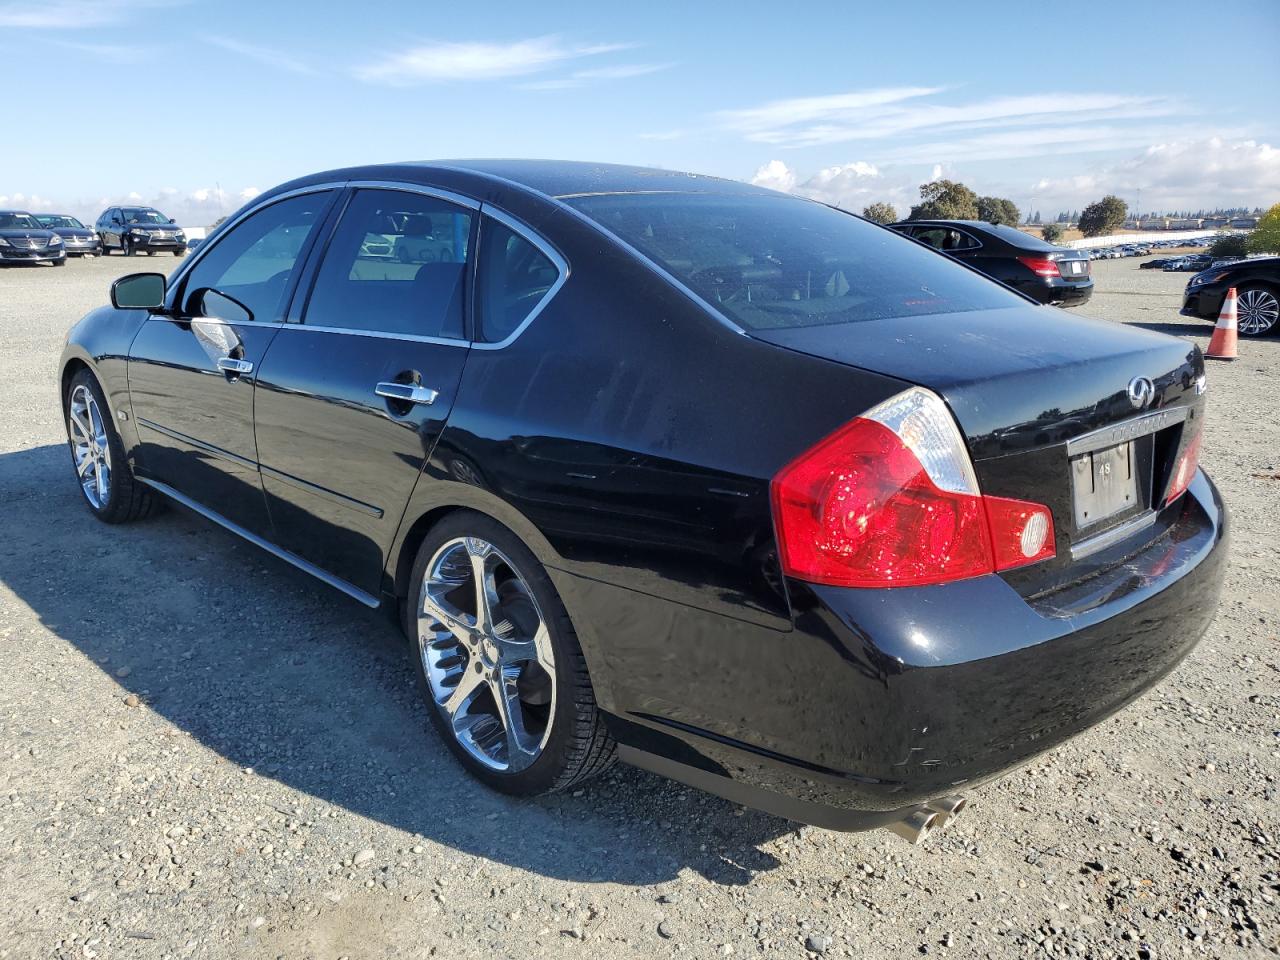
[375,382,438,405]
[217,357,253,375]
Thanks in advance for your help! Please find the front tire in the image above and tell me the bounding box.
[123,238,134,256]
[404,511,615,796]
[65,369,156,523]
[1236,285,1279,338]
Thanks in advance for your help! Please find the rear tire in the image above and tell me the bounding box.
[404,511,615,796]
[1236,284,1279,338]
[64,368,156,523]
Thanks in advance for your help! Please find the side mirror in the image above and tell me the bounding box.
[196,288,254,324]
[111,273,167,310]
[169,217,176,224]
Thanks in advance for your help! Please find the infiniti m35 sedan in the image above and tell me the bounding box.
[59,161,1226,842]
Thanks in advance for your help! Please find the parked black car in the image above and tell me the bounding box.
[95,205,186,256]
[1181,256,1280,337]
[0,209,65,266]
[891,219,1093,306]
[35,214,101,257]
[59,161,1225,842]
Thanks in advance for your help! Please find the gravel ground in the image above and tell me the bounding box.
[1,254,1277,960]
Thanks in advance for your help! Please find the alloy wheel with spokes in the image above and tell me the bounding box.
[1237,287,1280,337]
[418,536,557,773]
[68,383,112,509]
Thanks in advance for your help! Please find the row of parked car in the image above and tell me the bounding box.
[0,205,187,266]
[1084,237,1218,262]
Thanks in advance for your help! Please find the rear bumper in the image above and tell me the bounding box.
[614,470,1226,830]
[1019,276,1094,306]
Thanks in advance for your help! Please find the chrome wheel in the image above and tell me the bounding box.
[68,384,111,509]
[418,537,556,772]
[1238,288,1279,336]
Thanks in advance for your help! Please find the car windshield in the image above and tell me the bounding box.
[566,193,1024,330]
[123,209,169,224]
[0,213,43,230]
[39,216,83,229]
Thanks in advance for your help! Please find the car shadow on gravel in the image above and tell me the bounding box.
[0,444,793,887]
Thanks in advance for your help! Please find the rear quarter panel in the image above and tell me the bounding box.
[388,194,910,721]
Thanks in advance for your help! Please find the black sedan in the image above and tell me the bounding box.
[59,161,1226,842]
[0,209,65,266]
[36,214,102,257]
[1181,256,1280,337]
[891,219,1093,306]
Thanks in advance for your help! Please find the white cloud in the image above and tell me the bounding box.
[638,129,686,141]
[0,0,181,28]
[1028,137,1280,211]
[523,61,673,90]
[5,187,263,228]
[354,35,634,85]
[207,36,314,75]
[750,159,916,214]
[750,160,796,193]
[239,187,261,201]
[720,87,1181,153]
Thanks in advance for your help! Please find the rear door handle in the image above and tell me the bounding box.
[375,382,438,405]
[217,357,253,375]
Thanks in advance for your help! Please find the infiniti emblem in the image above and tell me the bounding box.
[1127,376,1155,409]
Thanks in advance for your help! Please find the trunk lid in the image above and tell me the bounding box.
[753,304,1206,594]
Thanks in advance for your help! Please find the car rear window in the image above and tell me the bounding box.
[565,193,1024,330]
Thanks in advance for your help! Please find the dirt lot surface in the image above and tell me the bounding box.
[1,255,1277,960]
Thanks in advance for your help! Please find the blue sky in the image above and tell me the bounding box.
[2,0,1278,225]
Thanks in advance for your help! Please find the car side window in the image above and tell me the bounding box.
[179,192,332,323]
[476,217,561,343]
[914,228,978,252]
[301,189,474,339]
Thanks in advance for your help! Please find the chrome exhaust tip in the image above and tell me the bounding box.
[884,808,939,845]
[925,795,967,827]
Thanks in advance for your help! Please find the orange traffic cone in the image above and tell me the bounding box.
[1206,287,1239,361]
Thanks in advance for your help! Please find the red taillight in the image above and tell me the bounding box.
[1165,430,1201,505]
[771,388,1056,588]
[1017,255,1061,278]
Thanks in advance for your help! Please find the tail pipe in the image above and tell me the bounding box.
[884,795,967,844]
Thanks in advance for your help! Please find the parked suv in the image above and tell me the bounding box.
[1181,256,1280,337]
[96,206,186,257]
[36,214,101,257]
[0,210,65,266]
[891,220,1093,307]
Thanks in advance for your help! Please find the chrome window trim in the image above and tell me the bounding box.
[472,204,570,351]
[277,323,469,348]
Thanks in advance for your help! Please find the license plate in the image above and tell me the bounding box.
[1066,260,1084,275]
[1071,441,1137,528]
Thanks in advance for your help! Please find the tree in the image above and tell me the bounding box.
[1208,234,1248,259]
[861,202,899,225]
[1040,223,1065,244]
[907,179,979,220]
[1077,195,1128,237]
[1247,203,1280,254]
[977,195,1020,226]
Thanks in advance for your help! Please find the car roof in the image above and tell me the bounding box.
[282,159,774,202]
[0,209,35,216]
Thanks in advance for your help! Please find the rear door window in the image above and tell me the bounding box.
[567,193,1021,330]
[302,189,474,339]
